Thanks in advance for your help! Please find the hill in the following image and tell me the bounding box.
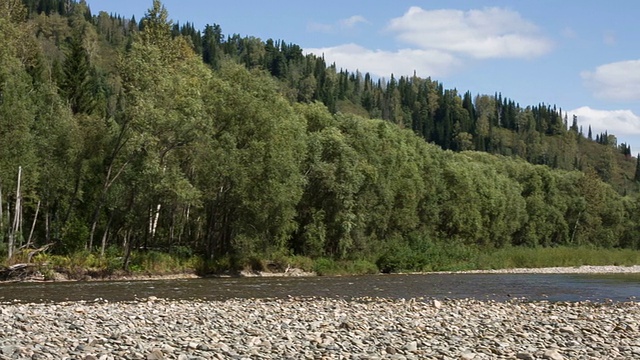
[0,0,638,274]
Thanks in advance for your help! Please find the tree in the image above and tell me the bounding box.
[61,29,96,114]
[202,23,222,69]
[194,64,306,260]
[138,0,172,49]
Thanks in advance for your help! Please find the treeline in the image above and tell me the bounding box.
[1,0,639,269]
[26,0,637,191]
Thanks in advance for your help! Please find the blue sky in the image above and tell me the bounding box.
[86,0,640,152]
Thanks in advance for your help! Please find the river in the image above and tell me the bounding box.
[0,273,639,303]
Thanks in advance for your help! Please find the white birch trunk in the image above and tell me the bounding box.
[0,179,3,246]
[8,167,22,260]
[26,200,40,248]
[151,203,161,239]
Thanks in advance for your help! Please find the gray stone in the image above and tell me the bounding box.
[2,346,17,356]
[543,349,564,360]
[460,351,476,360]
[516,352,534,360]
[147,349,164,360]
[559,326,575,334]
[433,299,443,309]
[403,341,417,352]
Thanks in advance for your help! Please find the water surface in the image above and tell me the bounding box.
[0,273,638,303]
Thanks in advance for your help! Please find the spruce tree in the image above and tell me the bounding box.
[61,30,95,114]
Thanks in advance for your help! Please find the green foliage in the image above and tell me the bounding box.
[475,246,640,269]
[0,0,638,276]
[127,250,197,274]
[376,236,480,273]
[59,217,89,254]
[313,258,339,276]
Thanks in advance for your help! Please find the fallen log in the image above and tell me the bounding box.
[0,263,42,281]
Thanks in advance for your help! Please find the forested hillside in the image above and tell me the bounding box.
[1,0,639,273]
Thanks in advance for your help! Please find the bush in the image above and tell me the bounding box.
[376,236,482,273]
[313,258,339,276]
[342,259,379,275]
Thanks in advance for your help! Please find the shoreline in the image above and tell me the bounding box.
[3,264,640,283]
[422,264,640,275]
[114,264,640,280]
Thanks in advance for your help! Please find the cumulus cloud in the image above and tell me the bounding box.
[569,106,640,136]
[386,6,552,59]
[582,60,640,101]
[308,15,369,33]
[339,15,369,29]
[304,43,461,78]
[305,6,551,79]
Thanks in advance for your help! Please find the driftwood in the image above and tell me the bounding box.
[0,263,42,281]
[0,244,53,281]
[24,243,53,263]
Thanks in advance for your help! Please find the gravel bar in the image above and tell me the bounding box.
[431,265,640,275]
[1,296,639,360]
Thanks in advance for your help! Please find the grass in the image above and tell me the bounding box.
[474,246,640,270]
[2,244,639,280]
[22,249,201,280]
[375,238,640,273]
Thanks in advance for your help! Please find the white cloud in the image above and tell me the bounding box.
[582,60,640,101]
[304,43,461,78]
[387,6,553,59]
[570,106,640,136]
[339,15,369,29]
[308,15,369,34]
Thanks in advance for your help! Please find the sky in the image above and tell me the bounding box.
[86,0,640,153]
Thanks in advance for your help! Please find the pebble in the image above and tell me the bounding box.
[0,297,638,359]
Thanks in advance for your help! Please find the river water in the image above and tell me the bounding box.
[0,273,638,303]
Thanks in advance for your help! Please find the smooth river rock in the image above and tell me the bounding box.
[0,297,638,359]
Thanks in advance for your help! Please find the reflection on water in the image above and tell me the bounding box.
[0,273,637,304]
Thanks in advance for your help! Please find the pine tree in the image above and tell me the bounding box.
[61,29,95,114]
[570,115,579,133]
[635,154,640,182]
[202,23,222,69]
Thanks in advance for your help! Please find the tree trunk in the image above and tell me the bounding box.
[88,123,131,250]
[8,166,22,261]
[0,179,3,241]
[100,212,113,257]
[26,200,40,248]
[122,229,131,271]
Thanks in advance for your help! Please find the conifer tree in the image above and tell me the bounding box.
[202,23,222,69]
[61,29,95,114]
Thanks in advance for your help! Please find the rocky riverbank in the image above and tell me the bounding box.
[3,262,640,284]
[1,296,638,359]
[431,264,640,275]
